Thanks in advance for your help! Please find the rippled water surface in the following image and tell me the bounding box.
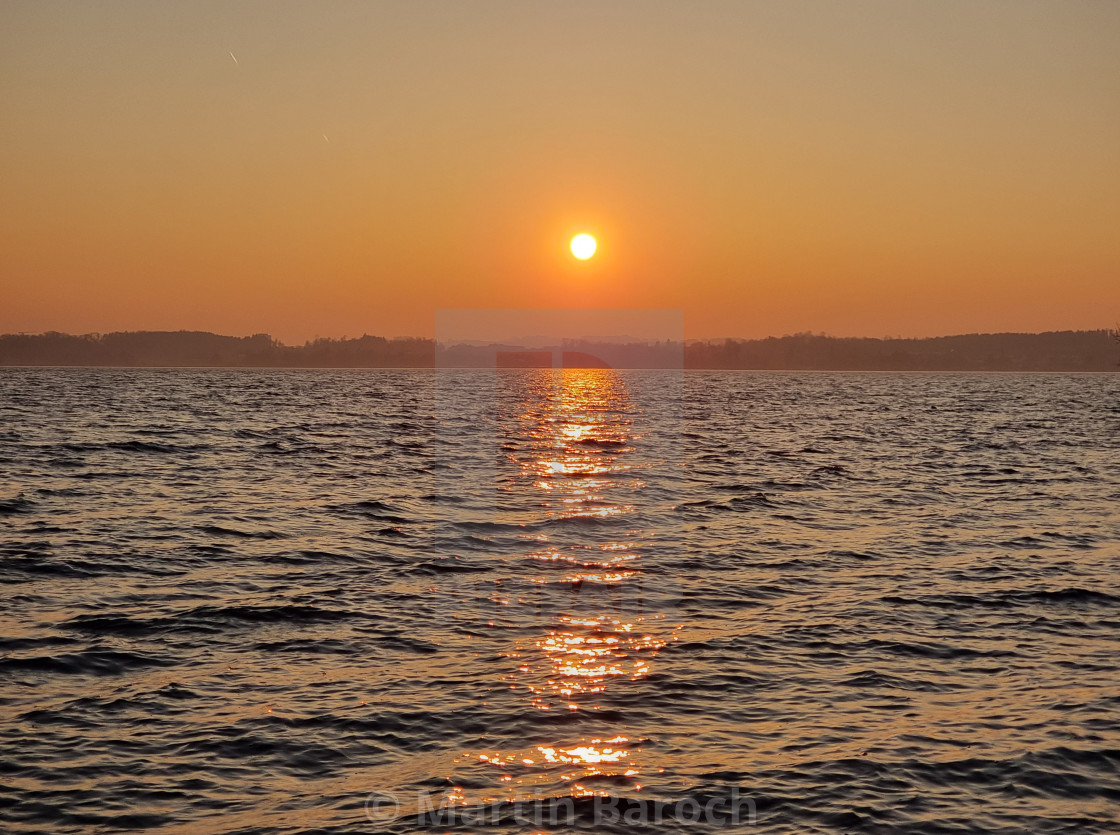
[1,368,1119,834]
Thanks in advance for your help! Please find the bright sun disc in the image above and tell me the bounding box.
[570,234,597,260]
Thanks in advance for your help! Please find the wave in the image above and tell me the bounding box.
[63,603,361,637]
[59,440,203,454]
[0,495,35,515]
[0,648,175,676]
[884,588,1120,609]
[196,524,288,539]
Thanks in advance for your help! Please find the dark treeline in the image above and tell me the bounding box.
[0,331,432,368]
[687,330,1119,371]
[439,339,686,369]
[0,329,1117,370]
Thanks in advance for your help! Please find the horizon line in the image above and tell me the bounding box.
[2,327,1116,346]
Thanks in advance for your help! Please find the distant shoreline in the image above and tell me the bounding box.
[1,329,1116,372]
[2,366,1118,374]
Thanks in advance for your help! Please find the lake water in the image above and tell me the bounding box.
[1,368,1118,833]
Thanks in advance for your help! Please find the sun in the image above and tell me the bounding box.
[570,233,597,260]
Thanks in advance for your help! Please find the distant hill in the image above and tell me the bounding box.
[0,329,1116,371]
[0,331,432,368]
[685,330,1119,372]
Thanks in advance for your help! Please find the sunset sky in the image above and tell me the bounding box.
[2,1,1118,343]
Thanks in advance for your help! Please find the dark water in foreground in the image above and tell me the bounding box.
[1,368,1118,834]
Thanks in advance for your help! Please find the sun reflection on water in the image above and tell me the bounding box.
[428,369,672,808]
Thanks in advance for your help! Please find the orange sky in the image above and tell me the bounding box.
[2,1,1118,343]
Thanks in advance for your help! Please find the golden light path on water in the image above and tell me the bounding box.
[445,369,676,806]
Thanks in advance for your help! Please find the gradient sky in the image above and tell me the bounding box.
[2,1,1118,343]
